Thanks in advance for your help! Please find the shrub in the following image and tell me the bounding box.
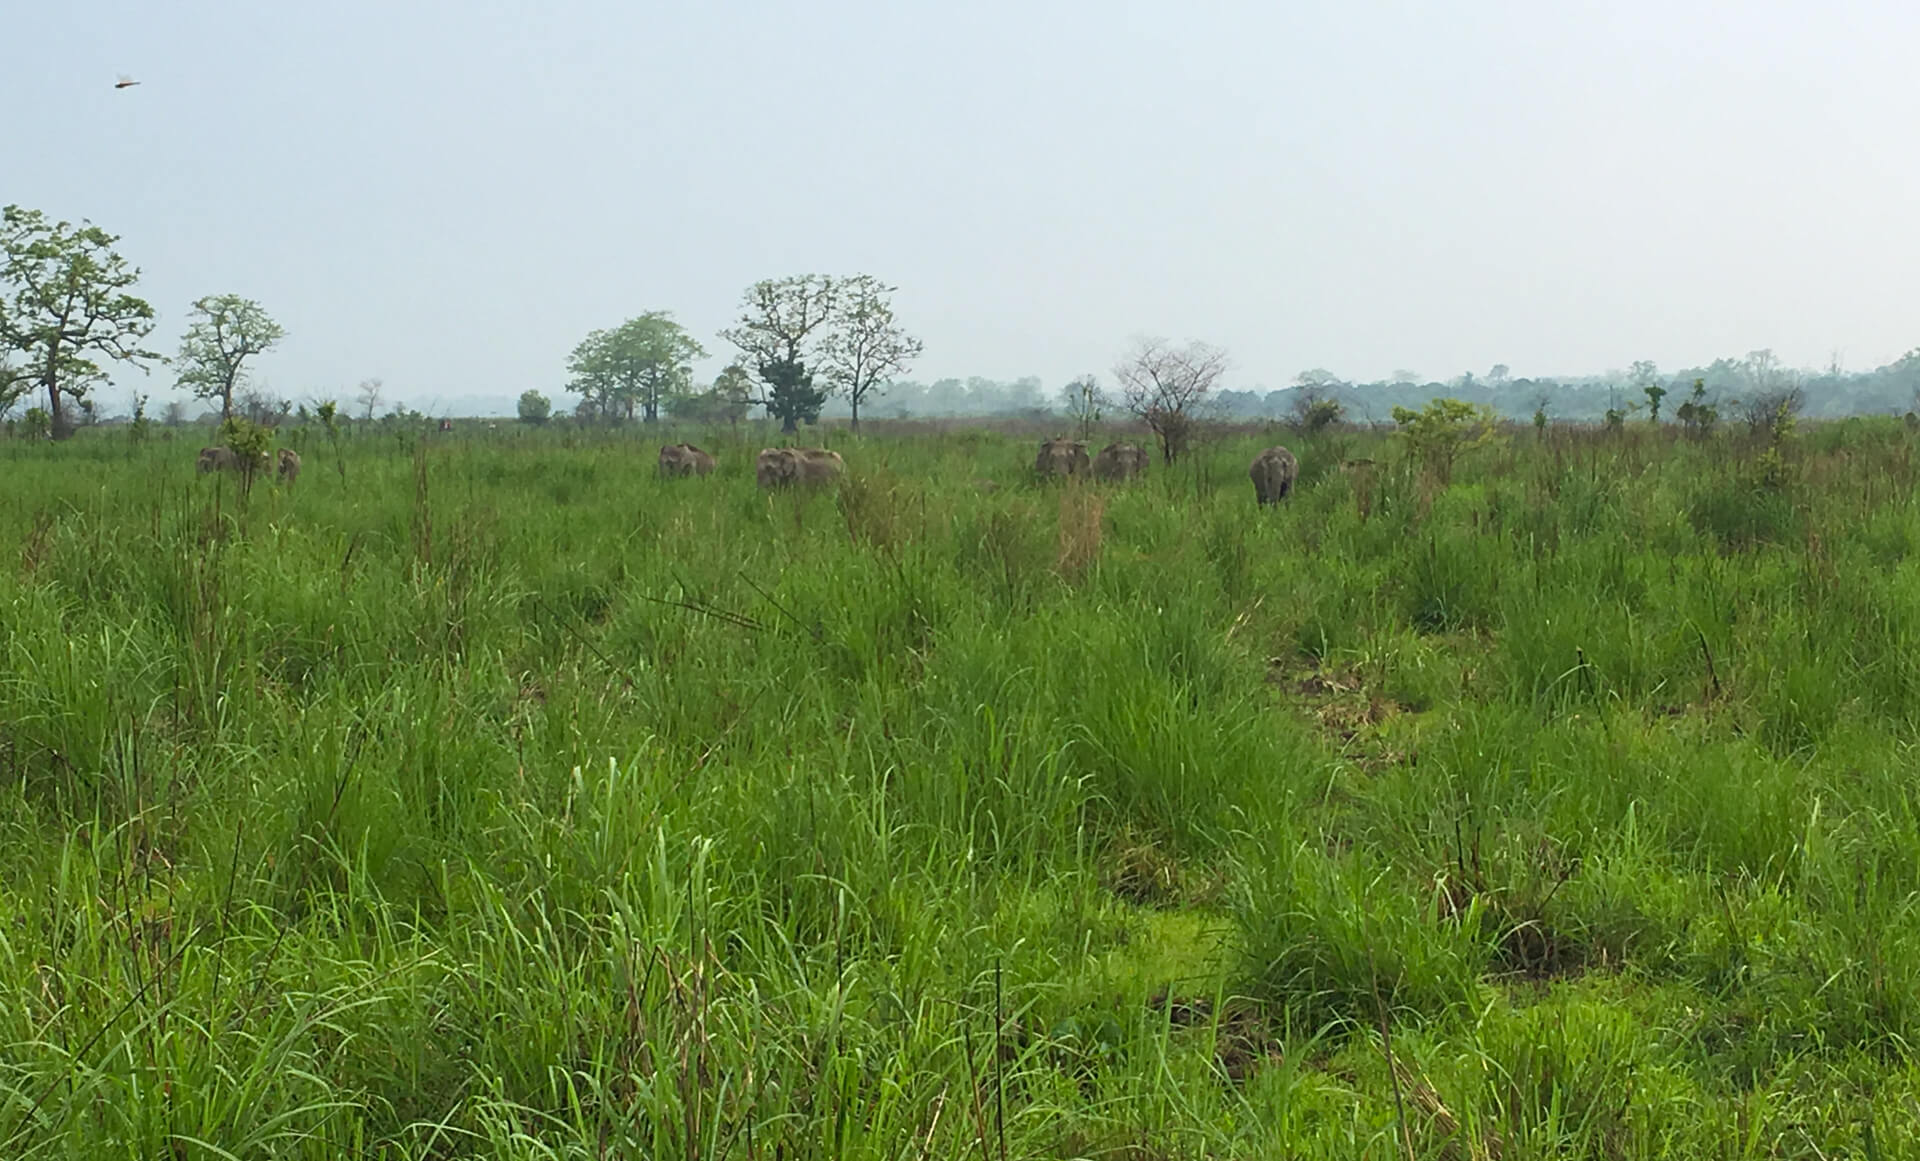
[1390,398,1500,485]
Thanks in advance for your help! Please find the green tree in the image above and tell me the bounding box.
[721,275,838,433]
[517,389,552,424]
[566,313,705,424]
[175,294,285,420]
[316,400,346,482]
[1643,383,1668,424]
[821,274,921,432]
[0,205,159,438]
[216,415,272,494]
[667,368,756,426]
[1675,379,1718,441]
[711,363,755,426]
[1287,385,1345,434]
[1390,397,1500,484]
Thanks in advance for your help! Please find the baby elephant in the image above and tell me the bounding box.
[659,443,715,477]
[1249,446,1299,505]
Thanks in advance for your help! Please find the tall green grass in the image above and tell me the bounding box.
[2,417,1919,1156]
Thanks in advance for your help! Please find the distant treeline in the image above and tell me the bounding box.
[810,349,1920,425]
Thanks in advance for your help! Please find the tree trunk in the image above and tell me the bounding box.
[781,413,798,434]
[45,376,72,440]
[850,394,860,434]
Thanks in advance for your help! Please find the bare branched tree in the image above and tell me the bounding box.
[355,377,384,421]
[1114,337,1227,463]
[1740,385,1805,436]
[821,275,921,433]
[720,275,838,433]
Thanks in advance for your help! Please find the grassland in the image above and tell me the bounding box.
[2,417,1920,1158]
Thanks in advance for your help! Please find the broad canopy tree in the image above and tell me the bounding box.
[721,276,838,433]
[567,312,705,423]
[0,205,159,438]
[175,294,286,420]
[820,274,922,432]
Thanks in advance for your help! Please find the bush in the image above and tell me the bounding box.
[1390,397,1500,484]
[1675,379,1719,440]
[516,389,551,425]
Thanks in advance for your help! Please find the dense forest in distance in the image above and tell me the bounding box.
[34,348,1920,430]
[816,347,1920,425]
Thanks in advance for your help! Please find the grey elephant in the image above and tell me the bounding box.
[1035,437,1090,479]
[1093,441,1149,481]
[756,446,845,489]
[276,448,301,485]
[659,443,716,477]
[1249,446,1299,505]
[196,446,238,473]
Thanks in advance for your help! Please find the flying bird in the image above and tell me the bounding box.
[114,75,140,89]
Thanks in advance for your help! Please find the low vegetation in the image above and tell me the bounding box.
[1,416,1918,1157]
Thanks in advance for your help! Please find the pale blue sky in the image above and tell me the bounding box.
[11,1,1919,414]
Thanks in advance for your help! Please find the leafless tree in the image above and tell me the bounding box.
[1113,337,1228,464]
[237,387,292,427]
[1740,385,1805,436]
[355,377,384,421]
[820,274,921,433]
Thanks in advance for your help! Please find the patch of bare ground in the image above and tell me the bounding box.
[1266,657,1418,773]
[1149,988,1284,1084]
[1099,828,1228,909]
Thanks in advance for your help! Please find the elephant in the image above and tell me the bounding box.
[1249,446,1299,505]
[196,446,238,473]
[756,446,845,489]
[1035,437,1090,479]
[659,443,716,477]
[1093,441,1149,482]
[276,448,301,485]
[199,445,270,477]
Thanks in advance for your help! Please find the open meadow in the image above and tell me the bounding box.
[5,417,1920,1158]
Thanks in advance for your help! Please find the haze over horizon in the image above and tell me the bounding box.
[10,1,1918,416]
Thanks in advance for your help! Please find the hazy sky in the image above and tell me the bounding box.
[10,1,1919,414]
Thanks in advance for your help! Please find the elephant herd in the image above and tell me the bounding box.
[1035,437,1298,505]
[661,437,1299,505]
[656,443,847,489]
[196,445,301,485]
[190,435,1298,505]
